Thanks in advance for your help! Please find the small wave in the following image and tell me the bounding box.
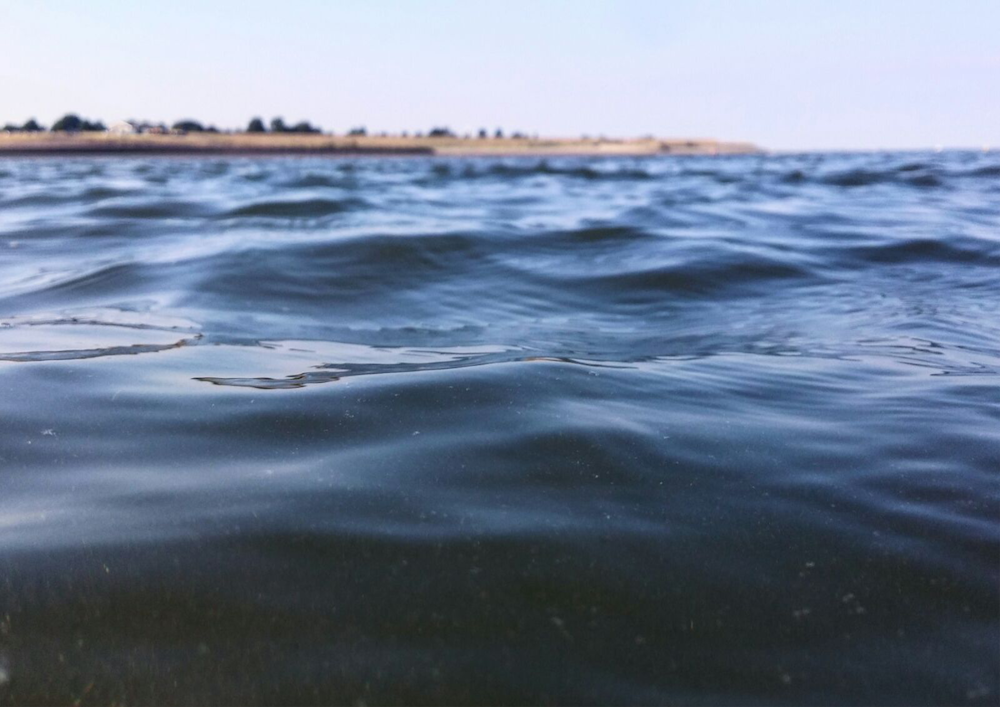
[821,168,944,188]
[906,173,944,188]
[87,201,216,219]
[842,238,1000,266]
[80,186,141,201]
[779,170,807,183]
[222,197,366,219]
[677,167,746,184]
[555,225,651,245]
[488,162,654,181]
[959,165,1000,178]
[0,317,201,363]
[824,169,884,187]
[194,345,619,389]
[289,231,486,269]
[3,187,144,208]
[2,192,71,207]
[278,173,352,189]
[0,336,199,362]
[240,170,272,182]
[425,161,654,182]
[575,255,812,298]
[0,313,199,333]
[37,262,148,298]
[896,162,932,173]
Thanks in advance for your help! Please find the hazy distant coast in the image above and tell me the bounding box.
[0,132,760,157]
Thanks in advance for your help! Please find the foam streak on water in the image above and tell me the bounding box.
[0,152,998,704]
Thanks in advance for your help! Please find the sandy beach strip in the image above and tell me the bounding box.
[0,132,760,157]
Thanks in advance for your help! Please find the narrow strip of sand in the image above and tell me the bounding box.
[0,133,760,157]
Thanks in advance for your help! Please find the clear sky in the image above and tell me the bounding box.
[1,0,996,150]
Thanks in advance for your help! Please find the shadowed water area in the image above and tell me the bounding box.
[0,152,997,705]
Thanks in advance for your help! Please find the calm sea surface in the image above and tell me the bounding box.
[0,152,997,705]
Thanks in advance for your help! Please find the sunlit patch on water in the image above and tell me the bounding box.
[192,340,625,389]
[0,311,201,362]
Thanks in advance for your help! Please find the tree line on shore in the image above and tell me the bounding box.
[2,114,531,139]
[0,114,315,135]
[2,115,107,132]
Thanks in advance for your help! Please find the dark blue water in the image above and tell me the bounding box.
[0,152,997,705]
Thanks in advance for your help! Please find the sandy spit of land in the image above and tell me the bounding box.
[0,132,760,157]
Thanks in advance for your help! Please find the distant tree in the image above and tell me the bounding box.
[2,123,20,132]
[494,128,503,139]
[246,117,266,133]
[478,128,488,139]
[51,114,83,131]
[270,117,287,133]
[22,118,43,132]
[172,120,205,132]
[428,126,454,138]
[205,125,220,133]
[81,119,106,131]
[290,121,320,134]
[511,131,527,139]
[347,126,367,136]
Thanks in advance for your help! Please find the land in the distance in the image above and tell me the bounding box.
[0,132,760,157]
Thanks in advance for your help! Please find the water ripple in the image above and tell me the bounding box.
[0,150,997,705]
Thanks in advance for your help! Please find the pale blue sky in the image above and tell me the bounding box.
[1,0,996,150]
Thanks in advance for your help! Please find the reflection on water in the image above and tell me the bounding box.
[0,152,997,704]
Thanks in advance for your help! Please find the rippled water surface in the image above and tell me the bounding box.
[0,152,997,704]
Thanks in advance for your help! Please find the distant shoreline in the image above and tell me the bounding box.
[0,133,760,157]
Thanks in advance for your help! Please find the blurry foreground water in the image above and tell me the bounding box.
[0,152,997,704]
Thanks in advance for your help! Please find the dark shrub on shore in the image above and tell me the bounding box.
[348,127,367,136]
[51,114,104,132]
[51,114,81,131]
[494,128,504,139]
[428,127,455,138]
[172,120,205,133]
[3,119,45,132]
[246,117,266,133]
[269,119,319,134]
[290,121,321,134]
